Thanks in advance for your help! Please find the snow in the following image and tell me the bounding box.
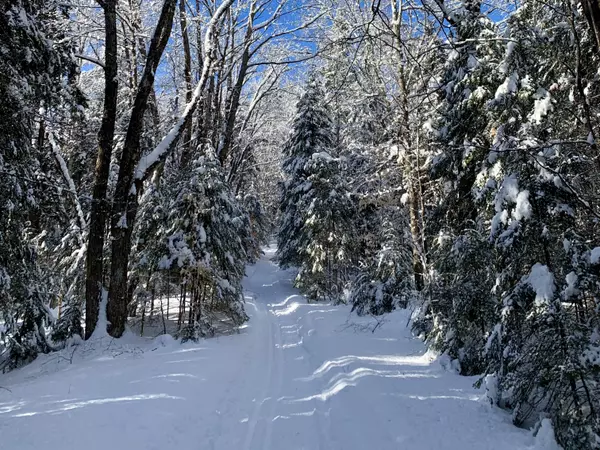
[116,214,127,228]
[400,192,409,205]
[563,271,579,299]
[0,246,551,449]
[531,89,553,124]
[587,132,595,145]
[495,174,519,211]
[513,190,532,221]
[90,287,109,340]
[526,263,555,306]
[506,41,516,59]
[311,151,335,161]
[533,419,563,450]
[591,246,600,264]
[491,175,532,234]
[198,224,207,243]
[494,72,518,101]
[467,54,478,69]
[482,373,499,406]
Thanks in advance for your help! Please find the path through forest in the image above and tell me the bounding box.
[1,246,546,449]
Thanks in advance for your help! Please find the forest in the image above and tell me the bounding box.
[1,0,600,447]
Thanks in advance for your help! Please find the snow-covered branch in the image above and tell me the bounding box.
[133,0,235,183]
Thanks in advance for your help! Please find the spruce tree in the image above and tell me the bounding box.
[277,79,334,269]
[350,217,414,316]
[479,2,600,445]
[415,0,504,376]
[296,152,355,301]
[277,79,355,301]
[135,148,249,339]
[0,0,81,368]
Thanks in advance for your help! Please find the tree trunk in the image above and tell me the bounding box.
[84,0,118,339]
[391,2,425,291]
[179,0,194,166]
[130,0,162,143]
[107,0,178,337]
[106,0,236,337]
[583,0,600,52]
[193,0,206,151]
[408,181,424,290]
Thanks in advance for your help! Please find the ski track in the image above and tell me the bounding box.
[0,245,544,450]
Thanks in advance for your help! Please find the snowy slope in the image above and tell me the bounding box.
[0,246,555,449]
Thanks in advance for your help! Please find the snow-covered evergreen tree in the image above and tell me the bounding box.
[134,148,249,339]
[277,79,355,301]
[411,0,504,376]
[295,151,355,301]
[350,217,414,316]
[0,0,81,368]
[478,2,600,445]
[277,79,333,269]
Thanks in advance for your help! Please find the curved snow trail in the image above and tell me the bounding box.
[0,245,541,450]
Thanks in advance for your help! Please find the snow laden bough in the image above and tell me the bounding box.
[350,219,415,317]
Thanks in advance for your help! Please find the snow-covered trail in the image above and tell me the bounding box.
[0,247,540,449]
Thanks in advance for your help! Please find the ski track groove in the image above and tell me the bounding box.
[300,308,333,450]
[241,304,273,450]
[263,308,284,450]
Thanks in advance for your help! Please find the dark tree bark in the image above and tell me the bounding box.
[130,0,162,142]
[84,0,118,339]
[582,0,600,52]
[107,0,178,337]
[193,0,206,151]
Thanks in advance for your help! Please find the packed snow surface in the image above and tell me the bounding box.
[0,246,555,449]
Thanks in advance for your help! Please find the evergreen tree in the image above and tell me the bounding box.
[413,0,504,376]
[134,148,249,340]
[277,79,355,301]
[350,216,414,316]
[0,0,80,368]
[295,152,355,301]
[478,2,600,445]
[277,79,334,269]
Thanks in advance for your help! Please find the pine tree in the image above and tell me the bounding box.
[277,79,335,269]
[277,79,355,301]
[478,2,600,445]
[0,0,80,368]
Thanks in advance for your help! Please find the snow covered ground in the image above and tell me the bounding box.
[0,247,557,449]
